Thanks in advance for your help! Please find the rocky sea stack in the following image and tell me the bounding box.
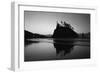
[52,21,78,38]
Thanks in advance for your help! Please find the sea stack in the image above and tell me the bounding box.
[52,21,78,38]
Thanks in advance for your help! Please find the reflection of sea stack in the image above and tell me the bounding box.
[54,41,74,56]
[53,21,78,38]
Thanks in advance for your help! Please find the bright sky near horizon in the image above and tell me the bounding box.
[24,11,90,35]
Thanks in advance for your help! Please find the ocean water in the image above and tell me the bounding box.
[24,38,90,61]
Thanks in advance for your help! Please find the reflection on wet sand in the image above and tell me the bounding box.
[25,39,40,46]
[53,39,74,57]
[24,38,90,61]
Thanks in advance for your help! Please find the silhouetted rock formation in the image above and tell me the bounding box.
[53,21,78,38]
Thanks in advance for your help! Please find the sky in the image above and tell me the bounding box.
[24,11,90,35]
